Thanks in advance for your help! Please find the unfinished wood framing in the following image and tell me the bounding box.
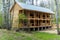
[18,10,52,29]
[10,1,54,30]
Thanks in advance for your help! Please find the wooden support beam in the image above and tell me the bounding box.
[41,27,43,30]
[33,28,35,31]
[22,28,24,31]
[45,27,46,30]
[38,27,39,31]
[28,28,30,31]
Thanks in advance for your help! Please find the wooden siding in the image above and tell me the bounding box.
[10,3,23,29]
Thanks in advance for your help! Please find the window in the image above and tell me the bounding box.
[43,14,45,19]
[30,20,34,23]
[43,20,45,23]
[19,10,22,14]
[39,15,40,18]
[47,21,50,25]
[43,15,45,17]
[30,20,34,26]
[36,13,38,18]
[30,13,34,18]
[36,20,38,26]
[32,24,34,26]
[47,15,50,18]
[30,13,33,16]
[47,21,50,23]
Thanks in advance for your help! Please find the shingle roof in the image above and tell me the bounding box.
[11,0,54,14]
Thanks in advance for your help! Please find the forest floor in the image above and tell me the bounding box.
[0,29,60,40]
[40,29,57,34]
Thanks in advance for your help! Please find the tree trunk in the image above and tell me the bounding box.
[32,0,34,5]
[55,0,60,35]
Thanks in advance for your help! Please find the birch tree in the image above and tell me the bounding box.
[55,0,60,35]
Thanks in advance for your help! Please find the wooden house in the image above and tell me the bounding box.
[10,0,54,31]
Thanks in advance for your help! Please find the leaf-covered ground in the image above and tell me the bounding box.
[0,29,60,40]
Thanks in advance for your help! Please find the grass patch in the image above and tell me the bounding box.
[0,29,60,40]
[32,32,60,40]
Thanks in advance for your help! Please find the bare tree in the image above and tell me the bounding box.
[19,0,27,3]
[35,0,38,6]
[55,0,60,35]
[2,0,10,29]
[40,0,45,7]
[30,0,34,5]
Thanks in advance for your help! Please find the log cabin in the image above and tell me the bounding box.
[10,0,54,31]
